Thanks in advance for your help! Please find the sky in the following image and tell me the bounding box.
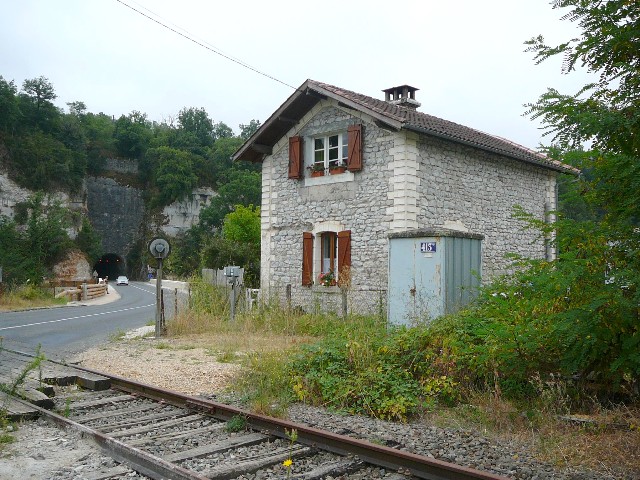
[0,0,593,150]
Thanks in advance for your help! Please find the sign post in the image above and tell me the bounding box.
[148,238,171,337]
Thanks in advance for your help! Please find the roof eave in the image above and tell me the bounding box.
[232,80,317,163]
[232,80,405,163]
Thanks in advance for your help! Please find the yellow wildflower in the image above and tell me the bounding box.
[283,458,293,468]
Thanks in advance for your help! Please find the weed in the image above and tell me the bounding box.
[0,344,45,446]
[154,342,171,350]
[225,415,247,433]
[109,329,126,342]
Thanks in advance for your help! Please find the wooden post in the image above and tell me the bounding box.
[286,284,292,311]
[174,288,178,319]
[341,288,348,318]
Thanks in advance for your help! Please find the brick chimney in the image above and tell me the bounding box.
[382,85,420,109]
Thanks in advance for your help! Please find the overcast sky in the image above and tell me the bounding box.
[0,0,592,149]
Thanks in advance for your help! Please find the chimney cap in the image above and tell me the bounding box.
[382,85,419,95]
[382,85,420,109]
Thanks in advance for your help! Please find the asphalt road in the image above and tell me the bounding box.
[0,281,158,360]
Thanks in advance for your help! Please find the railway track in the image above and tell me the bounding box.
[1,349,508,480]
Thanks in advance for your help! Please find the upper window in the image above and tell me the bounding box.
[313,133,348,171]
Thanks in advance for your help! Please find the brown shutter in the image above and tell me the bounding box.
[288,136,303,179]
[302,232,314,286]
[347,124,362,172]
[337,230,351,275]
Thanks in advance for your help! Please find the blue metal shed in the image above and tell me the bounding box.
[387,228,483,326]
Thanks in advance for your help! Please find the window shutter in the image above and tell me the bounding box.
[347,125,362,172]
[337,230,351,275]
[302,232,314,286]
[289,136,303,179]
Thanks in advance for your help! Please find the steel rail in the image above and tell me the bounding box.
[8,395,209,480]
[77,364,509,480]
[5,348,509,480]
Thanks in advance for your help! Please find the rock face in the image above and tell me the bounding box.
[161,187,216,237]
[2,155,215,277]
[53,250,92,282]
[86,176,145,258]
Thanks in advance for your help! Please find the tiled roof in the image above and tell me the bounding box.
[309,80,576,174]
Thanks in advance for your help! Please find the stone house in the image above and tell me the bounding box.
[233,80,574,318]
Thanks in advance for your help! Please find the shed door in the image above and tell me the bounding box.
[388,237,444,326]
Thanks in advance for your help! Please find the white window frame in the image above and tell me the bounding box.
[312,132,348,171]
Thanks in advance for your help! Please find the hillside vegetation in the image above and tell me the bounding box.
[0,75,261,285]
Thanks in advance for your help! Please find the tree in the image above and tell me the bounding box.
[0,76,20,135]
[75,216,103,264]
[177,107,214,148]
[9,130,86,193]
[19,76,60,133]
[239,119,261,140]
[22,76,57,110]
[198,169,261,231]
[212,121,233,141]
[222,204,260,246]
[525,0,640,221]
[516,0,640,389]
[114,111,152,159]
[144,146,198,206]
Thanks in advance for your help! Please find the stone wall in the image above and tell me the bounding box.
[261,102,393,313]
[104,158,139,174]
[415,135,556,278]
[261,99,557,314]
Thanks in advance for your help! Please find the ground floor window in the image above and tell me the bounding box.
[302,229,351,286]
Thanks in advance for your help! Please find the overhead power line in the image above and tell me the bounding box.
[115,0,297,91]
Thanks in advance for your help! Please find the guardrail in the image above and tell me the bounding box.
[54,283,108,302]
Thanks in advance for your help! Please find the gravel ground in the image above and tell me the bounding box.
[1,333,635,480]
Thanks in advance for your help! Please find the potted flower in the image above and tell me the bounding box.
[318,270,336,286]
[329,162,347,175]
[307,163,325,177]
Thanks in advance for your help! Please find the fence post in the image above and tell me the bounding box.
[174,288,178,319]
[82,283,88,301]
[341,288,348,318]
[286,284,292,311]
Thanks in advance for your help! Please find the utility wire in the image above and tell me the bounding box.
[115,0,298,91]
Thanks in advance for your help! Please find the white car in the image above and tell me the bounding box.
[116,276,129,285]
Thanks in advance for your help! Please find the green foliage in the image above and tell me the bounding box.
[430,217,640,396]
[222,205,260,246]
[144,146,198,207]
[75,216,103,264]
[525,0,640,158]
[200,236,260,287]
[0,76,20,134]
[114,110,151,159]
[7,131,86,193]
[0,194,73,285]
[177,107,214,149]
[526,1,640,224]
[288,325,461,421]
[239,119,261,140]
[225,415,247,433]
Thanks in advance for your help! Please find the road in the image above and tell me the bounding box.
[0,281,158,360]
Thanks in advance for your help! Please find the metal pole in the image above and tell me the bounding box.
[155,258,163,337]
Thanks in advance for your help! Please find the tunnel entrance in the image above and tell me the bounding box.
[93,253,125,281]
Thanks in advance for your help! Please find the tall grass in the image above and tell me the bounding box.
[0,284,66,311]
[166,279,384,341]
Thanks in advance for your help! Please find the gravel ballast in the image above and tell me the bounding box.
[1,337,631,480]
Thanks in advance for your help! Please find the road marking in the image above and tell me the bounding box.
[129,284,156,295]
[0,304,155,331]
